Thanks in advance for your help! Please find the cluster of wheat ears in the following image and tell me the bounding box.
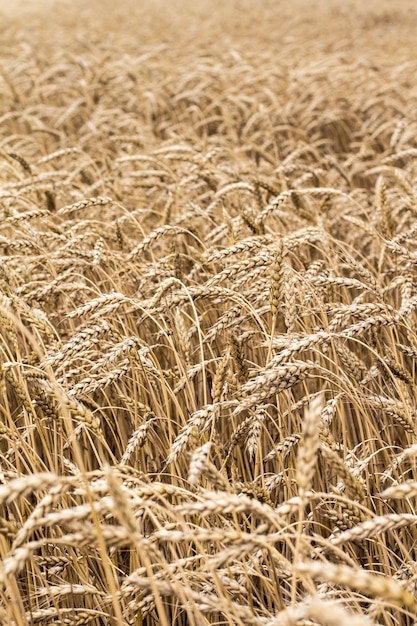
[2,1,417,624]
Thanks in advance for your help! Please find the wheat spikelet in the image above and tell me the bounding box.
[264,434,301,462]
[3,363,34,414]
[6,207,50,224]
[306,596,376,626]
[226,414,256,464]
[120,416,156,465]
[68,358,131,397]
[320,502,365,532]
[0,294,19,353]
[270,239,285,316]
[105,465,142,540]
[334,341,369,383]
[166,405,217,466]
[206,252,270,289]
[229,333,249,384]
[397,342,417,360]
[271,331,330,366]
[331,513,417,545]
[89,336,142,373]
[375,176,393,238]
[340,313,397,338]
[175,490,284,528]
[173,358,212,394]
[188,441,212,486]
[45,320,112,367]
[235,361,314,414]
[204,305,243,342]
[329,302,394,332]
[320,445,366,501]
[283,272,297,333]
[66,292,131,319]
[381,481,417,499]
[296,560,417,611]
[9,294,56,338]
[12,482,76,550]
[0,473,64,506]
[296,394,324,496]
[58,393,102,433]
[246,409,266,461]
[211,350,230,403]
[92,237,104,266]
[27,608,105,625]
[127,225,188,261]
[56,196,113,216]
[203,235,271,264]
[380,443,417,485]
[6,151,32,174]
[173,308,191,365]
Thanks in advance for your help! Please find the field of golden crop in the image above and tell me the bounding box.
[2,1,417,624]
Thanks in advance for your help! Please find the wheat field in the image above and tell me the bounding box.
[2,1,417,624]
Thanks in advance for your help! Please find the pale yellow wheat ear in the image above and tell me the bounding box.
[296,393,324,498]
[188,441,212,486]
[211,348,230,403]
[293,393,325,580]
[268,238,285,361]
[296,560,417,613]
[306,596,377,626]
